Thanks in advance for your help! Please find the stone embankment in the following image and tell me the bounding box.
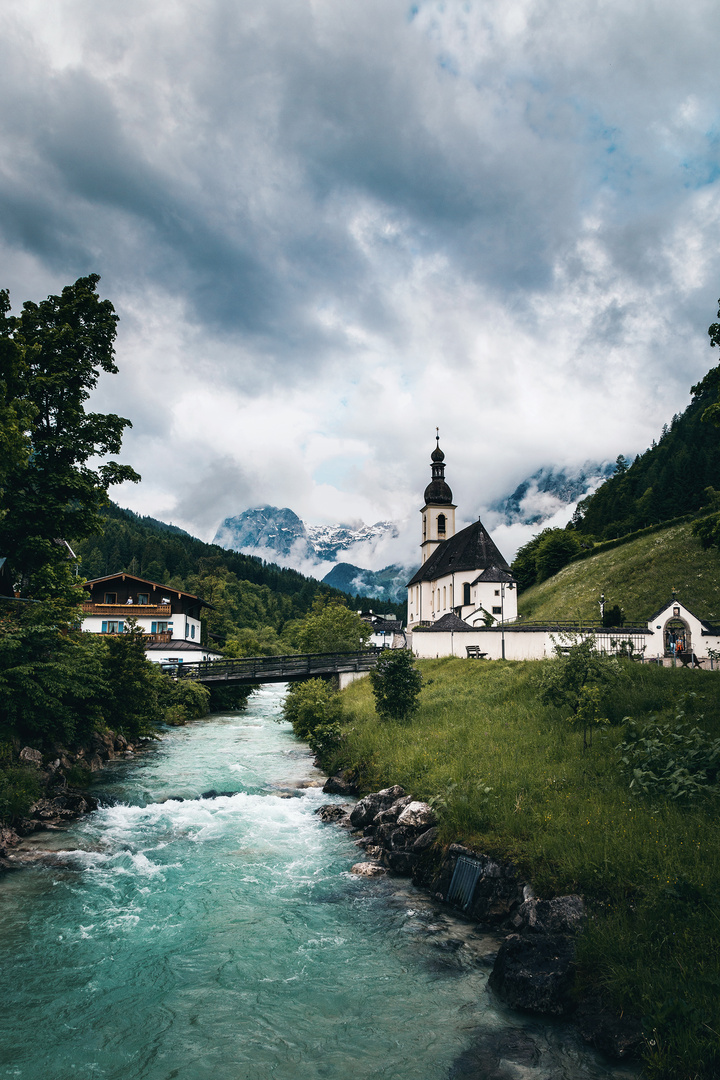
[317,777,642,1062]
[0,732,146,864]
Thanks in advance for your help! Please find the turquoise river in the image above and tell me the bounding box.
[1,685,638,1080]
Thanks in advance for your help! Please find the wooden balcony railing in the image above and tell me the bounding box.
[81,603,172,617]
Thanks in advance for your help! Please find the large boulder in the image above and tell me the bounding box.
[575,994,643,1059]
[349,786,406,829]
[488,933,576,1015]
[412,826,439,852]
[512,895,586,936]
[397,801,436,828]
[373,795,413,824]
[19,747,43,767]
[322,773,357,796]
[432,846,525,924]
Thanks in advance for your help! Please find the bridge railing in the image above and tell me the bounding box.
[169,647,384,682]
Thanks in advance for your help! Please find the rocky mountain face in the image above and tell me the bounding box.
[213,505,399,564]
[320,562,410,605]
[488,463,615,526]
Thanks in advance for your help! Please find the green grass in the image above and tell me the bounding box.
[518,521,720,624]
[333,659,720,1080]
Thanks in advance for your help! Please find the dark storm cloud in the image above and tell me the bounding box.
[3,0,720,541]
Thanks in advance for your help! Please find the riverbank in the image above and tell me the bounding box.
[0,729,153,862]
[326,659,720,1080]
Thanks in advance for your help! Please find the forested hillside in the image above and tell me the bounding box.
[573,363,720,539]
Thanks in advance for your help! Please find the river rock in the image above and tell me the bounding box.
[19,747,43,767]
[488,933,576,1015]
[412,826,439,852]
[512,895,586,936]
[322,773,357,795]
[373,795,413,824]
[350,862,387,877]
[448,1027,540,1079]
[397,801,436,829]
[315,804,352,824]
[349,786,406,829]
[382,850,418,874]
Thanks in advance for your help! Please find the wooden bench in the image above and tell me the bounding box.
[466,646,487,659]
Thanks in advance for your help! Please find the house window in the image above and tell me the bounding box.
[102,620,124,633]
[437,513,446,535]
[137,593,149,605]
[151,622,169,634]
[191,624,195,639]
[104,592,117,604]
[463,583,471,606]
[492,606,502,615]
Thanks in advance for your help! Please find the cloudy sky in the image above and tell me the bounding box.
[4,0,720,566]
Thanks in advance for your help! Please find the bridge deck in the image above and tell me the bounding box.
[168,648,383,685]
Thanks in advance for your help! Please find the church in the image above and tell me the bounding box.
[406,438,720,664]
[406,436,517,632]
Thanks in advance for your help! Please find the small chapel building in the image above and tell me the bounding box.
[406,437,517,629]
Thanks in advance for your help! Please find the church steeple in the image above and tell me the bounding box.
[420,430,456,563]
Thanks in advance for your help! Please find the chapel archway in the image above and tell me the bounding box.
[664,616,690,656]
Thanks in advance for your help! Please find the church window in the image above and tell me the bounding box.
[494,589,500,596]
[492,606,501,615]
[463,583,471,606]
[437,513,446,535]
[423,515,427,539]
[443,586,446,608]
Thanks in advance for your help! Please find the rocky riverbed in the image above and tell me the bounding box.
[317,775,643,1063]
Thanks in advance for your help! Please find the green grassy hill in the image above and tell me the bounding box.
[517,520,720,625]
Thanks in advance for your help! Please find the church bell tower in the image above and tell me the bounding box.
[420,432,456,564]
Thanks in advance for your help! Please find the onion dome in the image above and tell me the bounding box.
[424,433,453,505]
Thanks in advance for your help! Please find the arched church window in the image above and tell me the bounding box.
[423,515,427,539]
[437,513,446,535]
[463,583,471,606]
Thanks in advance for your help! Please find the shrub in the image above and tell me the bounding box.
[619,711,720,800]
[370,649,422,722]
[0,766,41,824]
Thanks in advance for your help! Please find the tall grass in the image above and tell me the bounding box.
[332,659,720,1080]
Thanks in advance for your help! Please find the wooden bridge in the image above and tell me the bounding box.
[168,648,383,686]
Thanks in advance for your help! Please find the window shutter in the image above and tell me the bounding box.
[151,622,157,634]
[118,621,124,633]
[102,621,107,633]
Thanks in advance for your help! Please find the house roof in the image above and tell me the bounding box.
[145,639,221,652]
[407,519,511,587]
[413,612,476,632]
[79,573,212,608]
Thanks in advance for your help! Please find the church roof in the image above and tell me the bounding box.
[413,612,475,632]
[471,566,515,585]
[406,518,511,586]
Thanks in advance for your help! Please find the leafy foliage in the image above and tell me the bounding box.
[619,704,720,801]
[288,596,372,654]
[281,678,344,760]
[0,276,140,590]
[511,527,586,591]
[540,636,620,750]
[0,766,41,823]
[370,648,423,722]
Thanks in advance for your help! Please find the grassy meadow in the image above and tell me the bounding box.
[518,521,720,624]
[332,658,720,1080]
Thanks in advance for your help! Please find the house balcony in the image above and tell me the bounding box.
[81,603,172,617]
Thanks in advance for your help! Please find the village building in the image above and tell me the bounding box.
[78,573,222,663]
